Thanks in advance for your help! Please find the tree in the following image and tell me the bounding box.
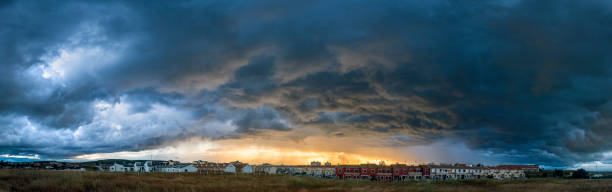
[572,169,588,179]
[553,169,564,177]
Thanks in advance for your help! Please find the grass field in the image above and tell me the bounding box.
[1,170,611,192]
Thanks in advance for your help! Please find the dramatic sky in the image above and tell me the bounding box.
[2,0,612,170]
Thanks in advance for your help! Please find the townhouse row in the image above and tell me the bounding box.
[102,160,255,173]
[99,159,538,181]
[103,161,199,173]
[256,162,538,181]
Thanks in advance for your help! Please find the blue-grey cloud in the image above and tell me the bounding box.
[233,107,291,133]
[1,0,612,167]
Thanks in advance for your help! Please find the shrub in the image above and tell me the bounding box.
[553,169,564,177]
[571,169,588,179]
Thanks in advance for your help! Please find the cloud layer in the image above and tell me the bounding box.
[2,0,612,167]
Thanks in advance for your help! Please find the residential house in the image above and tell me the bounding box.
[255,163,278,174]
[242,164,254,173]
[157,163,198,172]
[193,161,228,174]
[109,163,129,172]
[224,161,253,174]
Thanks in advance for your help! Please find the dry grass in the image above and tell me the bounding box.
[0,170,611,192]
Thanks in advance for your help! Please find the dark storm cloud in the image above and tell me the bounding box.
[233,107,291,133]
[1,0,612,166]
[220,55,280,104]
[122,88,184,113]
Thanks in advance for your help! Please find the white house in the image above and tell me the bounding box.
[224,163,237,173]
[224,162,254,174]
[488,167,524,179]
[179,164,198,172]
[256,164,279,174]
[143,161,153,172]
[242,165,253,174]
[131,161,155,172]
[157,164,198,172]
[289,166,336,178]
[109,163,127,172]
[133,162,144,172]
[265,166,278,174]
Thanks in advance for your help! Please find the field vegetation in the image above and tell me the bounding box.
[1,170,611,192]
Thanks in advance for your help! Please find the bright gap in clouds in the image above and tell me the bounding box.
[70,139,392,165]
[0,154,40,160]
[69,137,503,166]
[38,46,123,82]
[35,21,127,84]
[571,151,612,171]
